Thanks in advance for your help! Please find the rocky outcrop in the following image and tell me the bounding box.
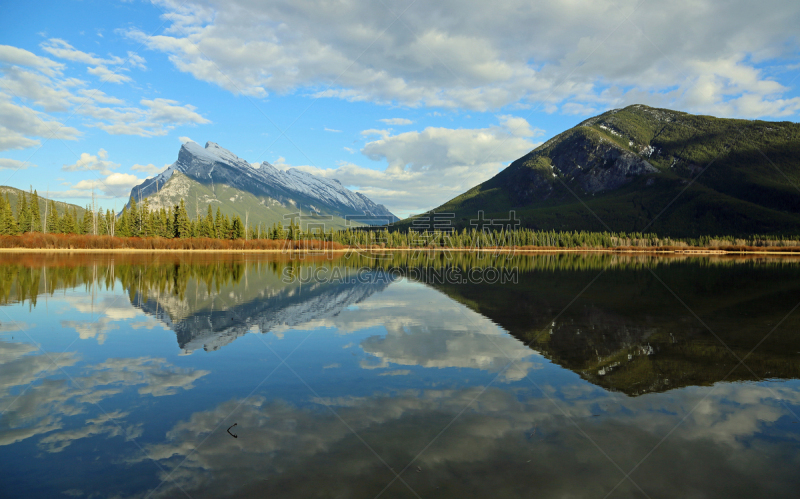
[549,131,658,194]
[503,128,657,205]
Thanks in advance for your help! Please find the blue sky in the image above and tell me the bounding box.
[1,0,799,217]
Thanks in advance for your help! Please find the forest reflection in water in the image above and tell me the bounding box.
[0,251,799,498]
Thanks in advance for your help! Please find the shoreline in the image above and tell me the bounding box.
[3,247,800,256]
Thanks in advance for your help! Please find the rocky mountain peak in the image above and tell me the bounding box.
[129,140,399,225]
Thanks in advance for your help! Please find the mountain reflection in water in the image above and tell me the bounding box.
[0,252,799,498]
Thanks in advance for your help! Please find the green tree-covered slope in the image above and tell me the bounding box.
[404,105,800,237]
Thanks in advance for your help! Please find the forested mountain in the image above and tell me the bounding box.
[405,105,800,237]
[0,186,87,234]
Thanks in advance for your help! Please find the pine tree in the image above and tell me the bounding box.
[214,207,223,239]
[17,191,31,233]
[174,199,190,238]
[159,208,169,238]
[232,216,245,239]
[202,205,215,238]
[166,206,174,237]
[46,201,60,234]
[141,198,153,237]
[129,198,140,237]
[82,207,92,235]
[222,214,231,239]
[116,207,131,237]
[30,189,41,232]
[0,195,18,235]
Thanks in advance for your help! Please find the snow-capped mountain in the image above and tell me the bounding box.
[129,141,397,224]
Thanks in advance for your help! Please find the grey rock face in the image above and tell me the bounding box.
[550,132,657,194]
[129,141,398,224]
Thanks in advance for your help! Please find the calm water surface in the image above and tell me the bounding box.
[1,251,799,498]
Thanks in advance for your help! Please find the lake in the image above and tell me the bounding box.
[1,251,799,498]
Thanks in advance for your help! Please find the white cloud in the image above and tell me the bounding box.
[0,158,36,170]
[86,65,131,84]
[379,118,413,125]
[62,148,119,175]
[59,149,146,199]
[125,0,800,118]
[131,162,169,176]
[324,127,342,132]
[289,117,541,216]
[86,98,210,137]
[0,44,63,77]
[0,94,81,151]
[40,38,123,66]
[0,40,207,151]
[360,128,392,139]
[179,136,194,143]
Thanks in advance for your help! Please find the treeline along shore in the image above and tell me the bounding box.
[1,192,800,253]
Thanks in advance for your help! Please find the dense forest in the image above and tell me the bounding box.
[2,190,800,250]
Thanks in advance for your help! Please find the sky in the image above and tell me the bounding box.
[1,0,799,218]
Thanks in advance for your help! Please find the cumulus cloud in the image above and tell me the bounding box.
[62,148,119,175]
[291,116,542,216]
[125,0,800,118]
[58,149,146,199]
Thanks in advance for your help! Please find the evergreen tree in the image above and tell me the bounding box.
[0,195,18,235]
[159,208,169,238]
[83,207,93,235]
[141,199,153,237]
[129,198,140,237]
[222,214,231,239]
[31,189,41,232]
[214,207,224,238]
[104,209,113,236]
[166,206,174,237]
[116,207,131,237]
[203,205,215,238]
[17,191,31,233]
[231,216,245,239]
[46,201,60,234]
[174,199,191,238]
